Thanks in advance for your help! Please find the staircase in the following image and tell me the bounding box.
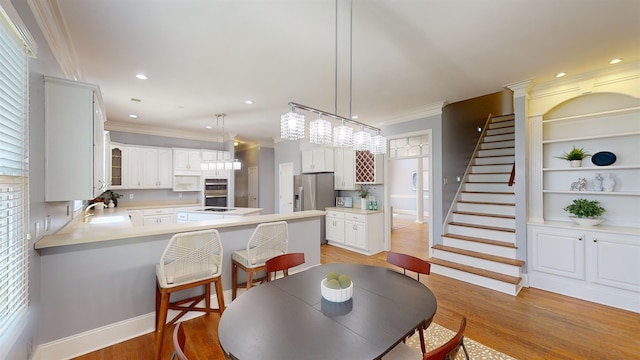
[429,114,524,296]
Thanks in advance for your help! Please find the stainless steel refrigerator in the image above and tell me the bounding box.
[294,173,338,244]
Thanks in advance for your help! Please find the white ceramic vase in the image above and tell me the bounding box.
[602,173,615,192]
[360,198,368,210]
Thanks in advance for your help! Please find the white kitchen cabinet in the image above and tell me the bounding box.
[334,148,357,190]
[109,144,124,189]
[174,148,202,172]
[125,146,143,189]
[355,150,383,184]
[44,76,106,201]
[325,210,345,244]
[142,208,175,226]
[127,210,142,227]
[142,147,172,188]
[325,209,383,255]
[302,148,334,173]
[528,223,640,312]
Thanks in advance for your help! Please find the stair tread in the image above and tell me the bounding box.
[448,222,515,233]
[490,115,515,122]
[474,154,515,159]
[465,181,511,184]
[483,138,515,143]
[428,257,522,285]
[432,244,525,266]
[452,211,515,219]
[469,172,511,175]
[458,200,515,206]
[443,233,517,248]
[477,146,515,151]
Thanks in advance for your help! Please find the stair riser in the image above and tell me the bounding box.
[451,213,515,228]
[431,265,522,296]
[442,237,516,257]
[464,183,514,193]
[480,140,515,150]
[471,164,513,173]
[456,202,515,216]
[432,249,522,277]
[484,133,514,142]
[460,192,515,203]
[474,156,515,165]
[468,173,511,182]
[488,120,515,129]
[447,224,516,242]
[485,126,514,136]
[477,148,515,157]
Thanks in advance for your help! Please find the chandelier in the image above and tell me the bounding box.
[202,114,241,171]
[278,0,386,154]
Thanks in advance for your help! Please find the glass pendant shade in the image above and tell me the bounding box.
[232,159,242,170]
[280,110,305,140]
[371,133,387,154]
[309,115,332,145]
[333,123,353,147]
[352,128,372,151]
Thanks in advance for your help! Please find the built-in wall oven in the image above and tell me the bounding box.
[204,178,228,207]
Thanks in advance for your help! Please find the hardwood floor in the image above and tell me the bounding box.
[74,218,640,359]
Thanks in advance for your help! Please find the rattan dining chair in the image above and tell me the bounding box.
[231,221,289,299]
[386,251,432,355]
[265,252,305,281]
[171,322,188,360]
[155,229,225,360]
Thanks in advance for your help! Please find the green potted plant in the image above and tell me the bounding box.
[556,146,591,167]
[358,186,370,209]
[101,190,122,207]
[563,198,605,226]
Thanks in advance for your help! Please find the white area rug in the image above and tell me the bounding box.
[406,322,516,359]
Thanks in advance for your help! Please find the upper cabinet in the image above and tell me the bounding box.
[355,151,383,185]
[302,148,334,173]
[109,144,124,189]
[174,148,202,172]
[202,150,230,178]
[334,148,357,190]
[142,147,173,188]
[44,76,106,201]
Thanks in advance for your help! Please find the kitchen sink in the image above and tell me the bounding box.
[90,215,127,224]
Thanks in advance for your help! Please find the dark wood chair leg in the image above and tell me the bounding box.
[155,290,170,360]
[232,261,238,300]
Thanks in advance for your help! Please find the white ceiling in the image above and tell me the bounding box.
[27,0,640,146]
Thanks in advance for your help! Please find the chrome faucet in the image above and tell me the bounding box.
[83,202,105,222]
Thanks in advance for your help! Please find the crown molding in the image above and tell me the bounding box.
[0,0,38,56]
[27,0,81,80]
[376,101,445,127]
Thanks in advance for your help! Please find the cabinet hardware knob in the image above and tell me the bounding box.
[578,237,583,241]
[593,238,597,242]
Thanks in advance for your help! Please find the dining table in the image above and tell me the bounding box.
[217,263,437,360]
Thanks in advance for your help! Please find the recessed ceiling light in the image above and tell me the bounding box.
[206,125,212,129]
[129,114,138,118]
[351,115,359,119]
[555,72,566,78]
[135,74,147,80]
[609,58,622,64]
[244,100,254,105]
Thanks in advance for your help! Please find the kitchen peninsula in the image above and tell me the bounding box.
[35,209,325,352]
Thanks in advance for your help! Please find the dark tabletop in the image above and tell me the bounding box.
[217,263,437,360]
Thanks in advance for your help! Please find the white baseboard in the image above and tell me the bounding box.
[34,291,230,360]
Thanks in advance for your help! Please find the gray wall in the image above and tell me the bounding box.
[233,145,275,214]
[441,90,514,219]
[388,157,429,214]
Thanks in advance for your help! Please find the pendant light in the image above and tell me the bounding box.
[309,113,332,145]
[280,105,305,140]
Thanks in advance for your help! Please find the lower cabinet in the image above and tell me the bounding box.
[326,209,383,255]
[528,224,640,312]
[127,210,142,227]
[142,208,175,226]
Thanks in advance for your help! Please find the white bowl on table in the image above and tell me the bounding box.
[321,278,353,302]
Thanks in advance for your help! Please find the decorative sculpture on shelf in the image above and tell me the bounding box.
[602,173,615,192]
[570,178,587,191]
[591,173,603,192]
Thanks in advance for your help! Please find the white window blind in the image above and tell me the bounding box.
[0,2,30,353]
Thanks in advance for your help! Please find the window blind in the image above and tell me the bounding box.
[0,2,30,352]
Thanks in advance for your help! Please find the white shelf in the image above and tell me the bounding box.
[528,220,640,235]
[542,131,640,144]
[541,106,640,124]
[543,165,640,172]
[543,190,640,196]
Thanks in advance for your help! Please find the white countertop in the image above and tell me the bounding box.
[35,210,326,250]
[325,207,383,215]
[174,206,263,216]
